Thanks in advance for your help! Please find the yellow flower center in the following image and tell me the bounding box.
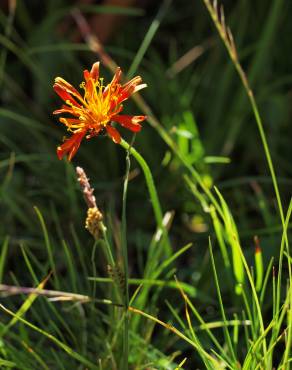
[79,77,118,128]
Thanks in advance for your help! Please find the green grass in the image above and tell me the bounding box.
[0,0,291,369]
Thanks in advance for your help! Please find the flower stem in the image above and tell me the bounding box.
[119,138,172,257]
[121,144,131,370]
[99,221,115,267]
[98,222,122,306]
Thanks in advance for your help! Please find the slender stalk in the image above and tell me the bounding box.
[119,138,172,257]
[91,241,98,298]
[237,246,267,360]
[128,306,224,368]
[209,239,237,364]
[201,0,285,228]
[99,223,122,305]
[121,143,131,370]
[99,222,115,267]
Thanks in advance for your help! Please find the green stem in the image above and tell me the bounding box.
[119,138,172,257]
[121,144,131,370]
[99,222,121,305]
[209,240,237,364]
[99,222,115,267]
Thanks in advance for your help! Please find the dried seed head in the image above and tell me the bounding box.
[85,207,103,239]
[76,166,97,208]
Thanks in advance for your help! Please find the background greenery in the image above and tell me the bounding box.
[0,0,291,369]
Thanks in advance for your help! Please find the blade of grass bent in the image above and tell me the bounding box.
[0,304,99,369]
[0,274,50,337]
[209,239,237,364]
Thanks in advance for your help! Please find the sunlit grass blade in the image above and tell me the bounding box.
[208,238,237,364]
[209,205,231,269]
[0,358,16,368]
[254,236,264,292]
[128,305,223,368]
[88,277,198,298]
[214,186,244,293]
[270,199,292,355]
[0,304,99,369]
[175,276,226,369]
[259,256,274,305]
[130,243,192,331]
[0,274,50,336]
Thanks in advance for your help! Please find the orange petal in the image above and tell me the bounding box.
[54,84,81,107]
[83,69,90,81]
[54,77,83,101]
[56,131,86,161]
[106,125,121,144]
[122,76,142,89]
[90,61,100,81]
[111,67,122,86]
[117,78,146,105]
[111,115,146,132]
[103,67,122,99]
[53,106,80,116]
[59,118,85,130]
[83,69,95,97]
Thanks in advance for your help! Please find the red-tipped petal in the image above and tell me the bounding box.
[122,76,142,89]
[111,67,122,85]
[116,78,146,105]
[90,61,100,81]
[103,67,122,99]
[106,125,121,144]
[83,69,95,97]
[54,77,83,101]
[56,131,86,161]
[111,115,146,132]
[53,106,80,116]
[83,69,90,81]
[54,85,81,107]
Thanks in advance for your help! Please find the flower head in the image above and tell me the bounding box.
[53,62,147,160]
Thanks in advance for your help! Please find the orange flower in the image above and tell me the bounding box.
[53,62,147,160]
